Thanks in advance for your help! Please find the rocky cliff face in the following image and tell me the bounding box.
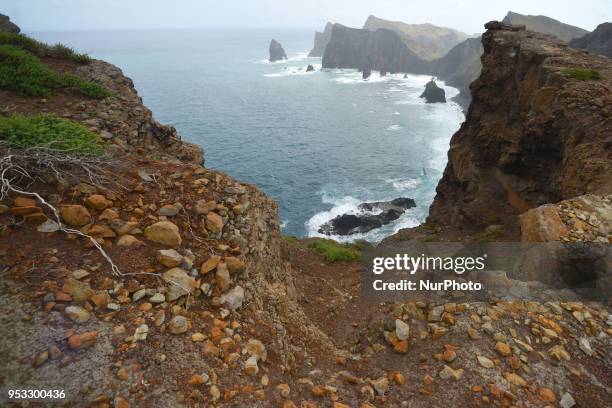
[308,22,333,57]
[428,22,612,232]
[269,39,287,62]
[502,11,589,43]
[570,22,612,58]
[322,23,427,74]
[363,15,470,61]
[0,13,20,33]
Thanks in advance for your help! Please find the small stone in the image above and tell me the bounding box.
[133,324,149,342]
[116,234,146,247]
[393,340,409,354]
[246,338,267,360]
[395,319,410,341]
[132,289,146,302]
[443,349,457,362]
[504,372,526,387]
[428,305,444,322]
[59,205,91,226]
[370,377,389,395]
[200,256,221,274]
[14,197,37,207]
[63,278,94,301]
[149,293,165,303]
[158,204,179,217]
[37,219,61,233]
[34,350,49,367]
[68,331,98,350]
[98,208,119,221]
[114,396,130,408]
[225,256,246,273]
[144,221,182,248]
[549,344,570,361]
[539,387,556,402]
[578,337,594,356]
[439,365,463,380]
[65,305,91,323]
[188,374,206,385]
[494,342,511,356]
[206,212,224,233]
[194,200,209,215]
[244,355,259,376]
[277,383,290,398]
[220,285,245,310]
[71,269,90,280]
[85,194,108,210]
[215,263,231,292]
[560,392,575,408]
[168,315,190,334]
[477,355,494,369]
[191,332,206,342]
[157,249,183,267]
[163,268,196,301]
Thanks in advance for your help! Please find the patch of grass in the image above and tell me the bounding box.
[0,32,91,64]
[308,239,361,263]
[283,235,300,247]
[0,45,111,98]
[561,68,601,80]
[0,114,102,155]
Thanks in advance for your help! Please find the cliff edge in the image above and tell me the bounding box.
[427,22,611,234]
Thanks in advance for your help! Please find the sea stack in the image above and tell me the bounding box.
[420,79,446,103]
[306,64,314,72]
[269,39,287,62]
[0,13,20,33]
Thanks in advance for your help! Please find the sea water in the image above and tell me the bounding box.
[30,28,465,241]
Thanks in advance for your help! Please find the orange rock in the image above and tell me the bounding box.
[59,204,91,226]
[443,349,457,362]
[114,396,130,408]
[188,374,205,385]
[311,386,327,397]
[85,194,109,210]
[393,340,409,354]
[68,331,98,350]
[494,342,511,356]
[14,197,37,207]
[519,206,568,242]
[333,403,350,408]
[538,387,556,402]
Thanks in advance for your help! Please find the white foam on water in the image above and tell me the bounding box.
[280,219,289,229]
[387,124,402,131]
[385,177,421,191]
[264,63,322,77]
[255,51,315,65]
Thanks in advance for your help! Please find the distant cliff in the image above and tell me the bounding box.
[308,22,333,57]
[429,37,483,109]
[502,11,588,42]
[570,22,612,58]
[363,15,471,60]
[322,23,428,74]
[0,13,20,33]
[428,22,611,232]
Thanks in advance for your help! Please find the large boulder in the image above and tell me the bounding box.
[319,197,416,236]
[269,39,287,62]
[519,205,568,242]
[420,79,446,103]
[0,14,20,33]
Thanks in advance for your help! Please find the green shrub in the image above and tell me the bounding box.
[0,45,111,98]
[0,114,102,155]
[561,68,601,80]
[0,32,91,64]
[308,239,361,262]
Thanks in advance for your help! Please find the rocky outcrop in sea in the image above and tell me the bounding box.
[420,79,446,103]
[268,39,287,62]
[318,197,416,235]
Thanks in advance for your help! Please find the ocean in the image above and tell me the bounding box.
[29,28,465,241]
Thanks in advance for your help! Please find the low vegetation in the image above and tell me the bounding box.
[0,114,102,155]
[0,32,91,64]
[0,44,111,98]
[307,238,361,262]
[561,68,601,80]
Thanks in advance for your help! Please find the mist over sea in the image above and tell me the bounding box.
[30,28,464,241]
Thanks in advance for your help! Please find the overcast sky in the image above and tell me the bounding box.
[4,0,611,34]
